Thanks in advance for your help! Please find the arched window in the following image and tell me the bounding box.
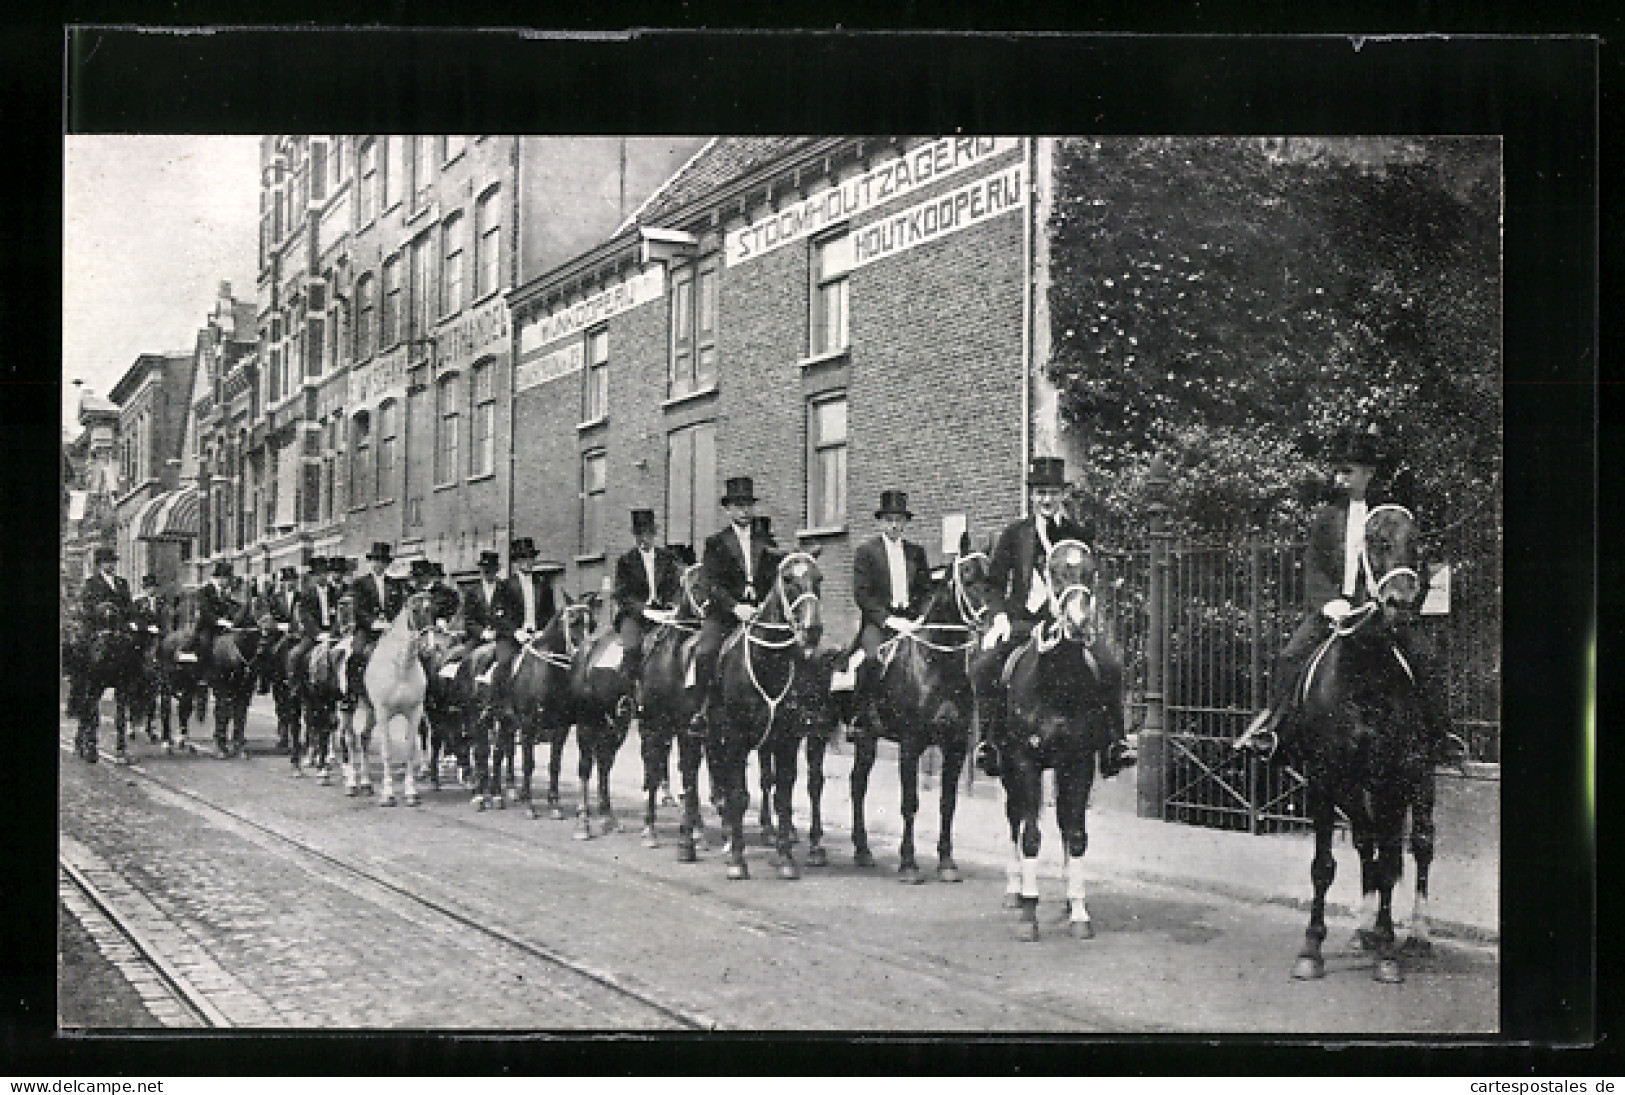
[357,138,377,224]
[475,186,501,299]
[381,256,402,348]
[441,212,465,317]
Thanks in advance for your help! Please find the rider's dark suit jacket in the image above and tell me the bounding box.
[349,570,402,633]
[491,572,556,636]
[700,524,777,622]
[852,535,931,631]
[985,513,1090,625]
[80,571,133,627]
[296,583,337,635]
[462,578,500,641]
[613,546,684,627]
[195,580,236,634]
[130,592,164,632]
[426,581,461,625]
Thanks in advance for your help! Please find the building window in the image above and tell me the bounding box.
[668,257,718,398]
[441,212,464,317]
[470,361,496,478]
[475,187,501,300]
[306,315,324,379]
[350,412,372,508]
[331,136,344,187]
[384,136,405,210]
[376,399,397,502]
[443,135,466,163]
[811,229,852,356]
[412,136,433,208]
[381,256,402,348]
[807,392,848,530]
[357,139,377,224]
[435,375,461,487]
[665,420,716,550]
[583,327,608,422]
[580,450,606,557]
[409,234,433,343]
[328,305,342,372]
[309,139,328,204]
[356,273,376,359]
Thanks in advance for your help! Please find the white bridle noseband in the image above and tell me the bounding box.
[1360,504,1420,603]
[518,601,593,672]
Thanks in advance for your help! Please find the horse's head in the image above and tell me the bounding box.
[336,593,356,632]
[1045,538,1099,644]
[550,595,597,655]
[773,551,823,650]
[678,563,710,620]
[1362,505,1422,623]
[950,548,995,628]
[402,590,436,633]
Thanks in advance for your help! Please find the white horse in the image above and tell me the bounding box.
[345,591,432,807]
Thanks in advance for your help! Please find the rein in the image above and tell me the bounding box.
[741,552,820,750]
[517,603,592,673]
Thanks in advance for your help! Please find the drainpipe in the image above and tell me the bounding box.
[505,137,521,568]
[1019,136,1035,518]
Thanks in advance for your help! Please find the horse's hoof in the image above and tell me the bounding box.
[806,846,828,868]
[726,861,749,881]
[1015,920,1041,943]
[778,859,800,881]
[404,793,421,807]
[494,794,506,811]
[1399,936,1434,957]
[361,784,374,796]
[475,796,487,812]
[1070,919,1096,940]
[1374,958,1405,984]
[853,848,875,869]
[1003,892,1023,909]
[660,793,678,808]
[677,841,698,864]
[937,864,962,884]
[550,807,566,821]
[641,826,659,848]
[1291,956,1326,981]
[528,805,541,820]
[378,795,397,807]
[162,742,174,756]
[898,865,925,886]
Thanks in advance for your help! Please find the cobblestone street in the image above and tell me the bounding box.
[59,696,1497,1033]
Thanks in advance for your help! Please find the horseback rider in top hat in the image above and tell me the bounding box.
[459,549,503,660]
[268,566,300,630]
[80,545,133,630]
[479,538,559,700]
[612,509,684,697]
[347,541,403,665]
[1236,425,1466,767]
[833,490,933,715]
[971,456,1138,778]
[291,556,336,678]
[423,560,462,635]
[187,559,239,665]
[689,476,779,730]
[131,574,165,636]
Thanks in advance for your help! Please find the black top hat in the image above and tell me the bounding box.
[509,537,539,560]
[278,566,298,580]
[721,476,758,506]
[1329,424,1386,467]
[875,490,913,519]
[366,541,393,561]
[409,558,435,579]
[305,555,326,572]
[669,543,697,567]
[94,545,118,563]
[750,514,777,545]
[1028,456,1067,488]
[478,550,501,569]
[142,574,158,586]
[212,560,234,578]
[429,562,446,578]
[631,509,658,534]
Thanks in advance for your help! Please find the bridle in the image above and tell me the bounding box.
[517,601,594,673]
[1035,538,1098,652]
[1360,504,1420,605]
[876,552,988,666]
[741,551,821,747]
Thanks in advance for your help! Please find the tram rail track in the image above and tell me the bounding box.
[63,733,716,1030]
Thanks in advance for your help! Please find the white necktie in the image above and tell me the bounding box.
[885,538,909,610]
[738,527,752,584]
[522,578,536,630]
[642,551,658,601]
[1342,500,1367,597]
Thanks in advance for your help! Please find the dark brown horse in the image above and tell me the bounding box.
[155,626,208,754]
[65,605,143,764]
[551,610,638,838]
[842,548,993,882]
[705,551,824,881]
[417,622,475,791]
[1288,503,1438,984]
[207,618,263,757]
[635,561,712,857]
[997,538,1123,941]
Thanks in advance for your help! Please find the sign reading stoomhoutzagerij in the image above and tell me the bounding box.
[849,161,1026,269]
[725,136,1019,267]
[519,267,665,357]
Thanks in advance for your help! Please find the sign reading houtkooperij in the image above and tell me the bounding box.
[725,136,1019,267]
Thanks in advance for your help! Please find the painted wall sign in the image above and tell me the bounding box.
[850,163,1026,269]
[515,340,585,393]
[519,266,665,354]
[725,136,1018,267]
[439,297,510,371]
[351,347,408,405]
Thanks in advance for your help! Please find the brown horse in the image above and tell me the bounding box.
[634,561,713,854]
[842,548,993,882]
[704,551,825,881]
[1288,503,1438,984]
[65,605,142,764]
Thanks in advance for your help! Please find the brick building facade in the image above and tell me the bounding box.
[506,137,1073,641]
[108,351,196,589]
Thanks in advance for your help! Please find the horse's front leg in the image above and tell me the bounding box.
[897,737,924,884]
[376,710,399,806]
[547,724,568,820]
[1293,786,1339,980]
[676,728,705,862]
[574,723,596,840]
[401,707,422,807]
[849,729,879,867]
[723,749,751,881]
[1056,752,1097,939]
[596,725,619,835]
[640,719,664,846]
[1405,775,1438,956]
[112,683,130,763]
[936,728,969,883]
[771,733,800,880]
[805,732,828,867]
[470,706,492,809]
[1011,756,1045,942]
[757,745,776,847]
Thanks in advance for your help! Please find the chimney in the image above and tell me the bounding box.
[218,281,232,300]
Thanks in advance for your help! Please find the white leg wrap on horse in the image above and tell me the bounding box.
[1065,853,1090,921]
[1005,842,1022,894]
[1020,856,1040,900]
[1411,892,1431,942]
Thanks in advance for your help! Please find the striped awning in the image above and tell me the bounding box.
[133,486,201,541]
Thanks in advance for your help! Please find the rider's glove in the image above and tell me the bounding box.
[516,628,534,644]
[481,629,496,642]
[435,618,448,632]
[733,603,756,624]
[982,613,1012,651]
[884,616,916,634]
[1322,598,1353,621]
